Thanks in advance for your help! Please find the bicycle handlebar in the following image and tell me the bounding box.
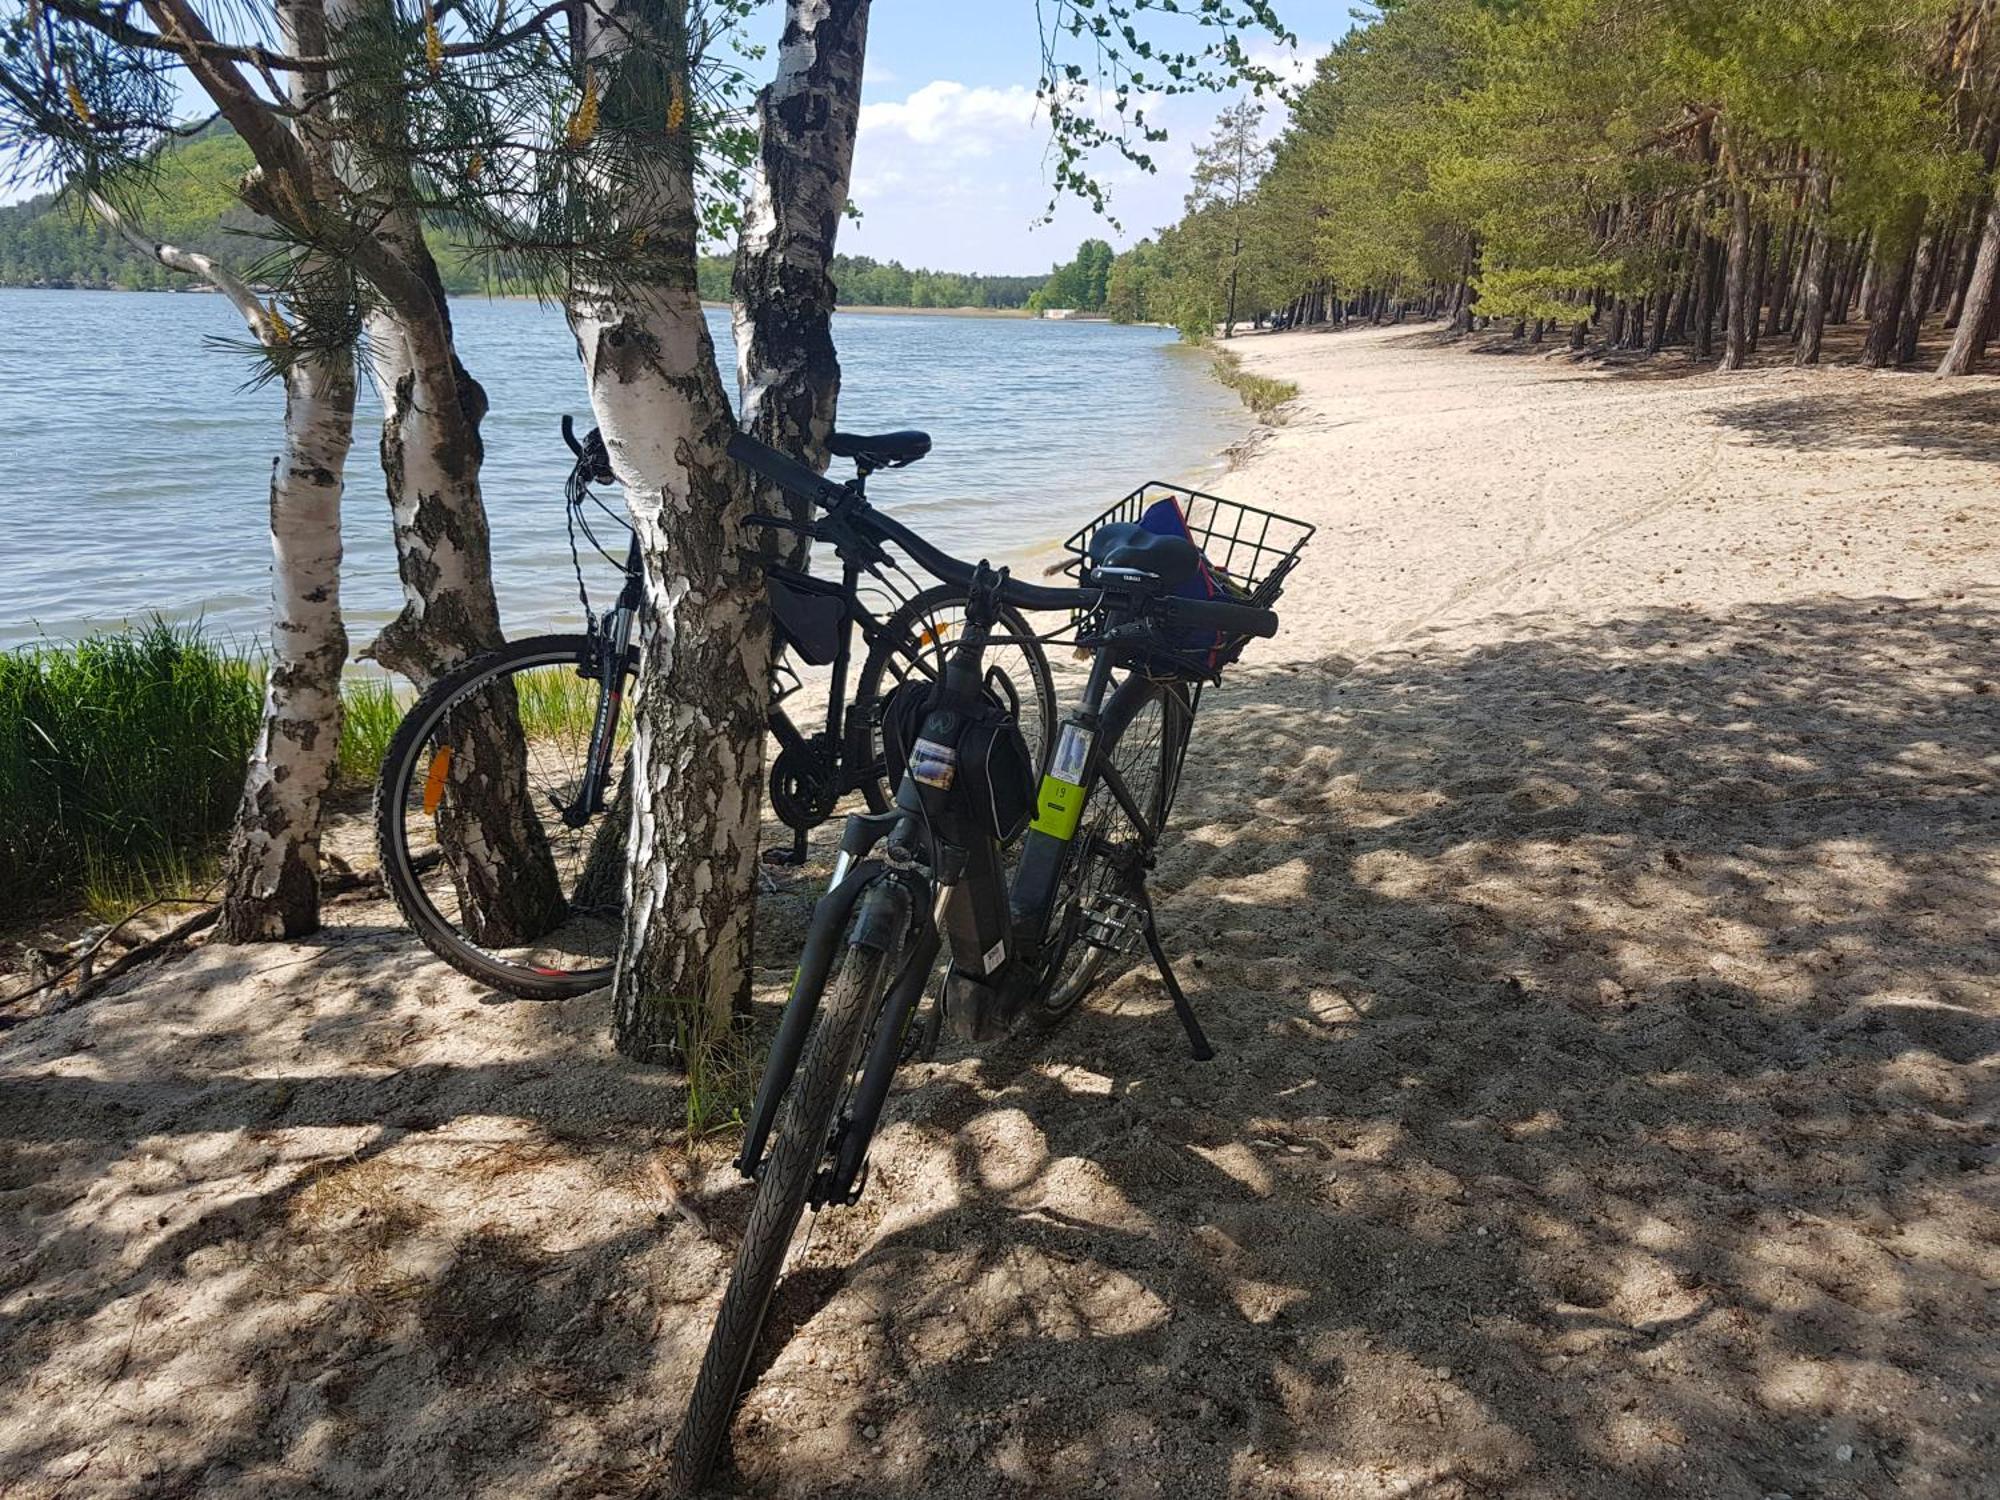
[726,430,1279,639]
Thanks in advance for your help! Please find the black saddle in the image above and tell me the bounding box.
[828,429,931,471]
[1087,522,1202,589]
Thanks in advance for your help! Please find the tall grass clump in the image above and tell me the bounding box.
[1210,348,1299,421]
[336,675,408,785]
[0,622,261,919]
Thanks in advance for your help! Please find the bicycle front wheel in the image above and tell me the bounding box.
[373,634,635,999]
[851,584,1058,814]
[669,913,906,1488]
[1038,675,1192,1018]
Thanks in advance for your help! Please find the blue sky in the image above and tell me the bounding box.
[834,2,1352,273]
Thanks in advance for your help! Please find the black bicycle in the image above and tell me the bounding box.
[669,431,1312,1487]
[372,420,1056,1000]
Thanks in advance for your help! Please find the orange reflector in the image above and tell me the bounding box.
[422,746,453,814]
[917,621,956,649]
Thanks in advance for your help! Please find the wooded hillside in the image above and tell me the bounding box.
[2,128,1041,310]
[1118,0,2000,373]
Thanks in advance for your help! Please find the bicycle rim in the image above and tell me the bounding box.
[375,636,633,998]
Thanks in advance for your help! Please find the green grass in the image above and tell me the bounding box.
[337,675,407,785]
[1,622,261,920]
[1210,347,1300,421]
[0,624,426,923]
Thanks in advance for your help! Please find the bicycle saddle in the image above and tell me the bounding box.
[828,430,931,469]
[1087,521,1202,589]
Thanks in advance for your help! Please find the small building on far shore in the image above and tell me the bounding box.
[1040,307,1079,320]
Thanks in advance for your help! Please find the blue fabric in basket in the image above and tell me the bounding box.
[1137,495,1247,669]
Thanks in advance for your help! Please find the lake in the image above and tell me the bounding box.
[0,289,1245,652]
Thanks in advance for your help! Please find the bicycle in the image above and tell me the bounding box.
[373,419,1056,1000]
[669,430,1312,1487]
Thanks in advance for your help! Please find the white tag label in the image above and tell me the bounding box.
[1050,723,1093,785]
[982,938,1007,973]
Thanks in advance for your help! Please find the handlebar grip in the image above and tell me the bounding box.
[562,414,582,457]
[1164,594,1280,640]
[727,432,848,510]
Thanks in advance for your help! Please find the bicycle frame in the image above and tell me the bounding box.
[563,519,935,843]
[738,572,1190,1206]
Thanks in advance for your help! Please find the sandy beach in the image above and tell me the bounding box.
[4,323,1997,1498]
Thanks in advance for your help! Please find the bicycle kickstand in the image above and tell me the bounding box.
[1134,884,1215,1062]
[761,825,810,869]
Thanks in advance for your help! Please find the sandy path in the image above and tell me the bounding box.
[4,324,1998,1499]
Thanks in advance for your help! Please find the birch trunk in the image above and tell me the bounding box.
[571,0,765,1059]
[89,187,358,941]
[321,0,567,942]
[732,0,870,463]
[217,353,356,939]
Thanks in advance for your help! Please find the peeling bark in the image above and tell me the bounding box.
[572,0,768,1059]
[216,353,357,940]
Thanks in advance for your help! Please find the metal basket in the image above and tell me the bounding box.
[1060,482,1315,675]
[1062,482,1314,608]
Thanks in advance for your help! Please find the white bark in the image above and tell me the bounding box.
[732,0,871,455]
[88,186,356,942]
[218,353,357,939]
[570,0,766,1057]
[324,0,508,688]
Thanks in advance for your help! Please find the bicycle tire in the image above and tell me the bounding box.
[850,584,1058,814]
[1038,677,1191,1017]
[373,634,634,1000]
[669,934,897,1489]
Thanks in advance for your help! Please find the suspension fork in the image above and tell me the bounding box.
[735,809,910,1180]
[822,846,962,1206]
[563,535,645,828]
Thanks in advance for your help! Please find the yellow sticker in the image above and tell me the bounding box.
[1030,776,1086,840]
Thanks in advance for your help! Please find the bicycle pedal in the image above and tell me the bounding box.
[1080,894,1145,956]
[760,845,807,868]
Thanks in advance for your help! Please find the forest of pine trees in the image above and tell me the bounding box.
[1115,0,2000,374]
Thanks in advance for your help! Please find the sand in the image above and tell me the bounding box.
[4,323,1998,1498]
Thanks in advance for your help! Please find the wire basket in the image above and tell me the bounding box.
[1063,482,1314,608]
[1060,482,1315,674]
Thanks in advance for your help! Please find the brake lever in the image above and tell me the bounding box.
[745,512,817,536]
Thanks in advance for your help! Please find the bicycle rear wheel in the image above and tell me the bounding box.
[1038,676,1192,1018]
[373,634,634,999]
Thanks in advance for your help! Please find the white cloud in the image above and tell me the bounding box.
[859,81,1041,153]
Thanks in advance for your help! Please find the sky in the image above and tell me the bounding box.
[826,2,1353,275]
[4,1,1357,276]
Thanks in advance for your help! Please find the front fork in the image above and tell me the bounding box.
[736,807,958,1210]
[561,602,636,829]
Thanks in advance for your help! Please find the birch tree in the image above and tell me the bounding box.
[86,190,358,939]
[5,0,567,940]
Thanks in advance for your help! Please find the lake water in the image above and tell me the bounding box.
[0,289,1244,652]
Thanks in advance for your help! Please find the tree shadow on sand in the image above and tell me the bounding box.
[710,590,1999,1499]
[2,595,1997,1498]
